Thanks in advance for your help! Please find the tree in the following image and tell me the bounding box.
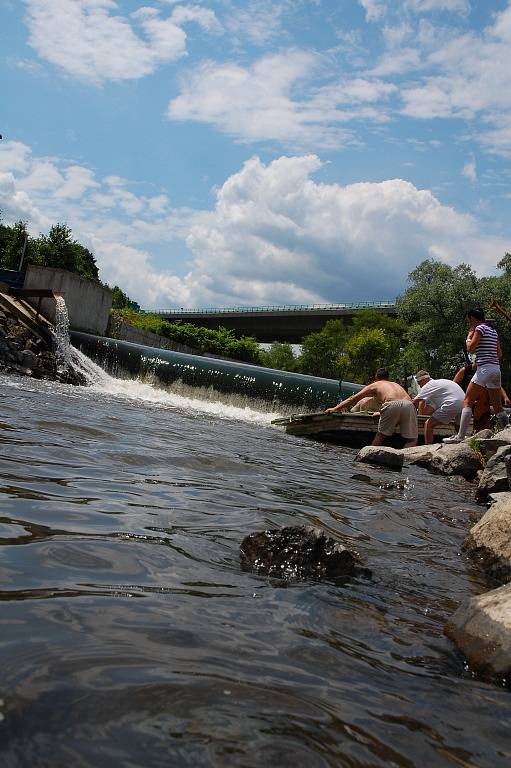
[0,220,28,270]
[33,223,78,271]
[111,285,133,309]
[396,259,479,377]
[342,327,392,384]
[298,319,348,378]
[73,243,99,281]
[259,342,297,372]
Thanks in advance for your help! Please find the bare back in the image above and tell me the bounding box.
[366,380,411,403]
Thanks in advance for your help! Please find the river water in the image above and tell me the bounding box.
[0,359,510,767]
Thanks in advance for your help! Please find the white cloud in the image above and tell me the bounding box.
[225,0,289,46]
[168,51,395,148]
[359,0,387,22]
[370,47,421,76]
[0,141,508,309]
[404,6,511,118]
[401,5,511,154]
[183,154,507,304]
[404,0,470,13]
[23,0,221,83]
[462,155,477,181]
[0,141,32,173]
[55,166,100,199]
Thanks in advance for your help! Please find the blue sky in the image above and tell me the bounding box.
[1,0,510,309]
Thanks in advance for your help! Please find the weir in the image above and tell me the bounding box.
[70,331,362,411]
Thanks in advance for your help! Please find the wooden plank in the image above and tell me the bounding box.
[273,409,453,440]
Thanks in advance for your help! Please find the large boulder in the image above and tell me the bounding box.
[477,426,511,461]
[412,441,483,481]
[475,444,511,502]
[240,526,360,580]
[463,493,511,583]
[356,446,404,470]
[444,583,511,680]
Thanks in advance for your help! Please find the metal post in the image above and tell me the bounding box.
[18,234,28,272]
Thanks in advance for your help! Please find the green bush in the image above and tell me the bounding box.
[110,309,262,364]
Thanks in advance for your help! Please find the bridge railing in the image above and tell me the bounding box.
[150,301,397,315]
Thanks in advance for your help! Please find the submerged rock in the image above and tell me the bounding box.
[463,492,511,584]
[240,525,361,580]
[444,583,511,680]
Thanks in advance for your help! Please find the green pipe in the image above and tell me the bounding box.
[71,331,362,410]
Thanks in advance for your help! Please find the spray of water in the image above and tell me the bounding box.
[53,300,284,426]
[53,296,71,373]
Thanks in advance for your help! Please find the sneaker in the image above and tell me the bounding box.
[443,434,464,443]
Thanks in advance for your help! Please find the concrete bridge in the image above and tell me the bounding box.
[151,301,398,343]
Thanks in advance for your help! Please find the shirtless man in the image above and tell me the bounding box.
[325,368,418,447]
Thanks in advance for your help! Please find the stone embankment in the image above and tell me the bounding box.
[0,300,82,384]
[356,428,511,682]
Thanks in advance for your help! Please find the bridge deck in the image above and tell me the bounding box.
[148,302,397,343]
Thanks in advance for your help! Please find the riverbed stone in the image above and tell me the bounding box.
[412,441,483,480]
[240,525,360,580]
[444,583,511,679]
[355,445,404,470]
[475,444,511,501]
[463,493,511,583]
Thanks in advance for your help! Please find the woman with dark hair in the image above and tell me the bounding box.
[445,308,508,442]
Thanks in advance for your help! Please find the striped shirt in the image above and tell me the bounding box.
[475,323,499,365]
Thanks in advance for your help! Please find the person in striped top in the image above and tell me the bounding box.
[444,308,508,443]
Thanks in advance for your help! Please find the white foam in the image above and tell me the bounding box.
[69,346,282,426]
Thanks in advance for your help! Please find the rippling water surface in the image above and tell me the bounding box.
[0,367,510,767]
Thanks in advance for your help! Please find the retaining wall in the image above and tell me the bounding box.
[23,265,112,335]
[110,320,199,355]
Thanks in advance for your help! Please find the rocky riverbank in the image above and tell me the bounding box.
[0,300,84,384]
[356,431,511,682]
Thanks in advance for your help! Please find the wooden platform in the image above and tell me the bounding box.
[271,410,454,447]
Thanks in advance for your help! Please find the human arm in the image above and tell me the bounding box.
[325,384,377,414]
[466,329,481,353]
[453,367,465,385]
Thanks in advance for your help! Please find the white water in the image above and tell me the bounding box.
[53,296,71,372]
[51,297,284,426]
[69,345,282,425]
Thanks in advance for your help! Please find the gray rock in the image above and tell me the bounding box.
[402,444,440,465]
[240,525,361,580]
[413,442,483,480]
[444,583,511,679]
[477,426,511,460]
[463,494,511,583]
[475,444,511,501]
[356,445,404,470]
[506,455,511,489]
[17,349,40,370]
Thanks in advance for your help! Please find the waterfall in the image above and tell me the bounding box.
[53,295,72,374]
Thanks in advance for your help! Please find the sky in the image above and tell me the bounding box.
[1,0,511,310]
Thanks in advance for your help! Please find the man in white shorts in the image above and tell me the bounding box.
[412,370,464,444]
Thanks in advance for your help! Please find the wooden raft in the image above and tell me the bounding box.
[271,410,454,446]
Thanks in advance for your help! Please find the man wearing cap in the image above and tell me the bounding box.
[412,370,465,444]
